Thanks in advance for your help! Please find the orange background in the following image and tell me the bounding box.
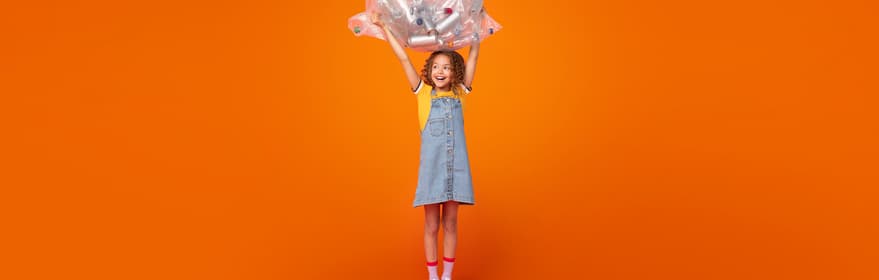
[2,0,877,279]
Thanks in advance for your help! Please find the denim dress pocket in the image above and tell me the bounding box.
[428,119,444,137]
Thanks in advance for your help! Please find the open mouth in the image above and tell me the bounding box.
[434,76,447,82]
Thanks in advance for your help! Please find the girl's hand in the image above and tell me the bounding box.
[370,12,383,27]
[376,13,398,42]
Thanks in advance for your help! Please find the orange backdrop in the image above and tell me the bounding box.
[2,0,877,279]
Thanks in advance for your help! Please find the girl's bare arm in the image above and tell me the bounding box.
[376,16,421,91]
[464,34,480,89]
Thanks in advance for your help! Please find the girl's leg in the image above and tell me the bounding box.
[441,201,459,280]
[441,201,459,258]
[423,203,441,262]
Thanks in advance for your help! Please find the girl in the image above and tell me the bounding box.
[372,14,479,280]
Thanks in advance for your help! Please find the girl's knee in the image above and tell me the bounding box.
[442,218,457,233]
[425,221,440,234]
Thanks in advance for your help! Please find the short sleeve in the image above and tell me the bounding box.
[462,84,472,95]
[413,80,424,94]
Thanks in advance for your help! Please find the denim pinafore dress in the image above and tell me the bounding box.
[412,88,475,207]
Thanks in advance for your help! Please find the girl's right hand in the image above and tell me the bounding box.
[374,13,396,41]
[370,13,383,27]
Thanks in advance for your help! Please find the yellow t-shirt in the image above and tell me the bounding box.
[413,80,471,132]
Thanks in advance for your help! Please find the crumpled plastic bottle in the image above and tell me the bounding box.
[348,0,502,52]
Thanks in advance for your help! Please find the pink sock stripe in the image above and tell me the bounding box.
[443,257,456,262]
[426,261,438,266]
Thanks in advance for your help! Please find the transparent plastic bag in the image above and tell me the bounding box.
[348,0,502,52]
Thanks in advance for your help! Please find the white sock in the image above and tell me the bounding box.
[442,257,455,280]
[427,261,439,280]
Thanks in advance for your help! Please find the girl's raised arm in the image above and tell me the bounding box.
[464,34,480,89]
[374,15,421,92]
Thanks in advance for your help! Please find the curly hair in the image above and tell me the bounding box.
[421,50,467,95]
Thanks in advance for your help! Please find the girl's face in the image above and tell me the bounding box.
[430,54,453,91]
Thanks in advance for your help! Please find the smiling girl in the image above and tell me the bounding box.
[372,13,479,280]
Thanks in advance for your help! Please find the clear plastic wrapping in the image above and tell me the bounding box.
[348,0,502,52]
